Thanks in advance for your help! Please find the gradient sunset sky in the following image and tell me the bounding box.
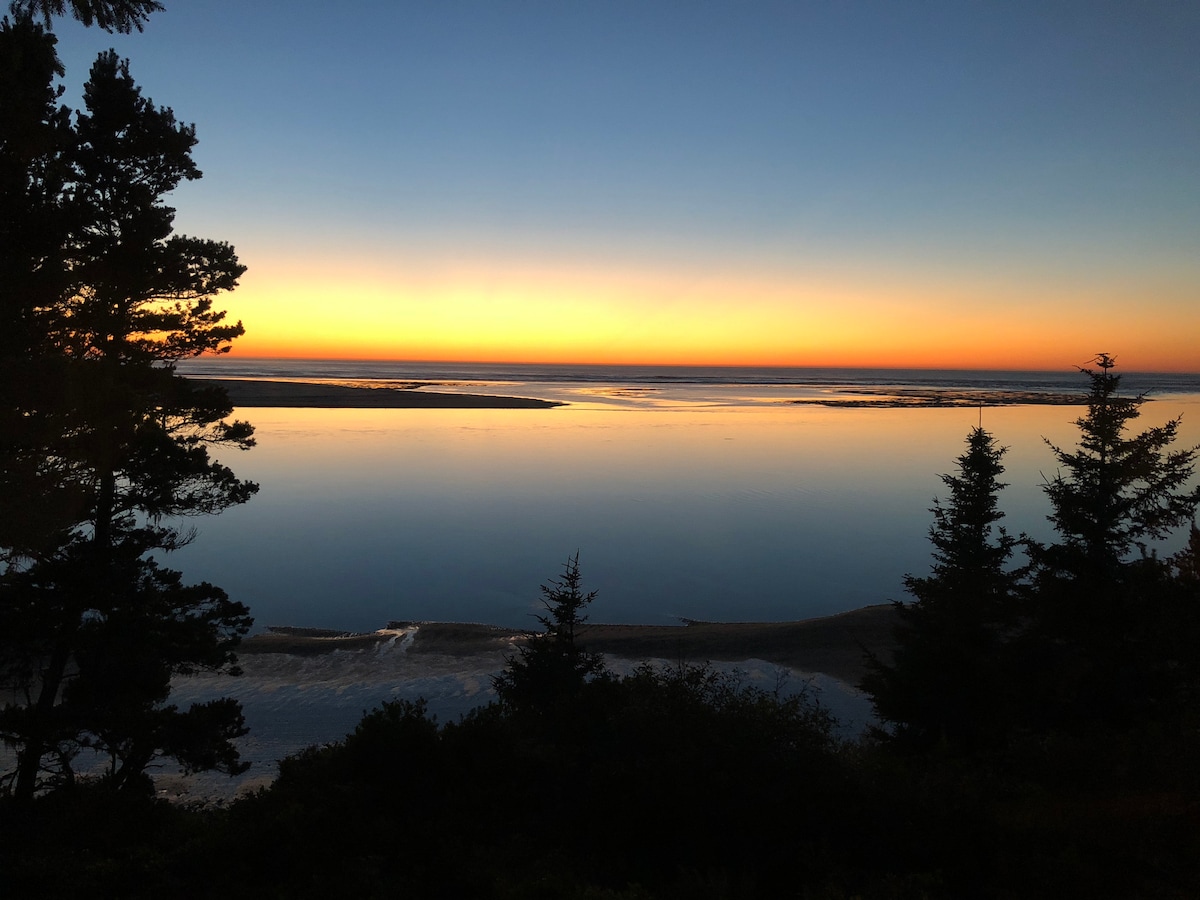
[48,1,1200,370]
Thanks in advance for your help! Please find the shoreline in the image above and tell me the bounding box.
[159,607,896,803]
[191,377,562,409]
[188,377,1099,411]
[241,603,900,685]
[790,387,1086,408]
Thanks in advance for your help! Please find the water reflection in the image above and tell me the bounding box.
[167,399,1200,631]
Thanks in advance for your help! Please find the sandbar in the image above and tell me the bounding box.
[190,378,562,409]
[242,603,900,685]
[791,388,1086,408]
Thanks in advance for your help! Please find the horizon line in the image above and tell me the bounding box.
[193,353,1200,376]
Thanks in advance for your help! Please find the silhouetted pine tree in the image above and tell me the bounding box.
[1023,354,1200,729]
[0,19,255,799]
[492,553,606,715]
[863,426,1022,752]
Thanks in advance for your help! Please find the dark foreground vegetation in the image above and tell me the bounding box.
[3,556,1199,898]
[3,3,1200,897]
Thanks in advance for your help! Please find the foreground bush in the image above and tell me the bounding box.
[4,662,1198,897]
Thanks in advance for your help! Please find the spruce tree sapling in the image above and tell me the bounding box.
[493,553,607,715]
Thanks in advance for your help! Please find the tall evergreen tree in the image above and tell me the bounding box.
[863,426,1022,751]
[1022,354,1200,728]
[0,16,255,798]
[1038,354,1198,585]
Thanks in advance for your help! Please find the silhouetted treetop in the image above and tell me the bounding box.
[493,552,607,714]
[11,0,163,33]
[1041,352,1200,569]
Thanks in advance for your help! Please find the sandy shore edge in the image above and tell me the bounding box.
[190,377,562,409]
[192,377,1093,410]
[242,603,900,685]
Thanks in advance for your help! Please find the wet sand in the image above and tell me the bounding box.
[192,378,562,409]
[243,603,900,685]
[194,377,1090,410]
[162,608,897,802]
[791,388,1086,408]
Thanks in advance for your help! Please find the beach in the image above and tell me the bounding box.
[159,606,897,802]
[196,374,1092,410]
[243,603,899,685]
[197,377,562,409]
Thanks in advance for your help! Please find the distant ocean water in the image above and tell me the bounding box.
[176,357,1200,398]
[166,356,1200,636]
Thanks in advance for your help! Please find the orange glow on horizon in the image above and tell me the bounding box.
[217,254,1200,374]
[224,346,1200,374]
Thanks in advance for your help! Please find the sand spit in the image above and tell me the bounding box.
[192,377,562,409]
[791,388,1086,408]
[243,604,900,685]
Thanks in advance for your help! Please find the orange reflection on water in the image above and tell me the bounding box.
[178,397,1200,631]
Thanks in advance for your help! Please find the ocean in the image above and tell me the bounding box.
[170,358,1200,632]
[177,357,1200,403]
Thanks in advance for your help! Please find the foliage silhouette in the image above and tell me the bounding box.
[0,15,255,799]
[1021,353,1200,730]
[492,552,607,715]
[12,0,162,33]
[191,662,866,899]
[863,426,1023,752]
[3,521,1199,895]
[1040,354,1199,572]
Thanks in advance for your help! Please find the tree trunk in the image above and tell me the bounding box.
[12,638,71,801]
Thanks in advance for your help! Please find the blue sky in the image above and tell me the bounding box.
[41,1,1200,368]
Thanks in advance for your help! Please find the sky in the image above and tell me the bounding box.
[43,1,1200,371]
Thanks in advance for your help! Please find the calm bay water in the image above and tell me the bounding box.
[171,359,1200,633]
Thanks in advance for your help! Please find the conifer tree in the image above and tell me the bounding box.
[0,16,255,798]
[1038,354,1198,589]
[493,553,607,715]
[863,426,1021,751]
[1024,354,1200,727]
